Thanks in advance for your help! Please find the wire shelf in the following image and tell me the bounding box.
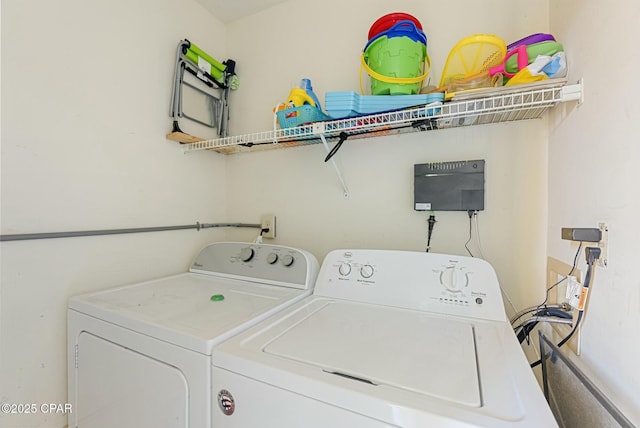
[183,80,582,155]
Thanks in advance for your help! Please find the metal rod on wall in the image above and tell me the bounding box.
[0,222,262,242]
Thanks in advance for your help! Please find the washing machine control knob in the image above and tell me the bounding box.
[440,266,469,292]
[360,264,374,279]
[266,252,278,264]
[338,262,352,276]
[239,247,255,262]
[281,254,295,267]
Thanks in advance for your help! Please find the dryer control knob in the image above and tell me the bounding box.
[266,252,278,264]
[239,247,255,262]
[281,254,295,267]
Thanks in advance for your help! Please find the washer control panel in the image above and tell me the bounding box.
[314,249,506,322]
[336,260,376,280]
[190,242,319,290]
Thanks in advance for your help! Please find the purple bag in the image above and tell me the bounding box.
[507,33,555,51]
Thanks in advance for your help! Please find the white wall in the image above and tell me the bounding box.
[226,0,549,135]
[548,0,640,422]
[0,0,230,427]
[3,0,638,427]
[226,0,639,422]
[225,0,550,311]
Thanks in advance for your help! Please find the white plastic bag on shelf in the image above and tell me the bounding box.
[506,52,567,86]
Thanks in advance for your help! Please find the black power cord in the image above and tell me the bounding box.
[536,242,583,312]
[324,132,349,162]
[530,246,601,368]
[426,214,437,252]
[464,210,474,257]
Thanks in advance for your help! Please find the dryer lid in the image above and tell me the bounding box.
[69,273,309,355]
[263,300,481,406]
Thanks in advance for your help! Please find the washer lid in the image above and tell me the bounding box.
[69,273,309,355]
[263,300,481,406]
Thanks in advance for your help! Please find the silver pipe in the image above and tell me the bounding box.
[531,316,573,325]
[517,316,574,330]
[510,303,566,324]
[0,222,261,242]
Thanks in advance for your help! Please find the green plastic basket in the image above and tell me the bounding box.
[364,36,427,95]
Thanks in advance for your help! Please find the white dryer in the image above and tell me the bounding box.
[67,242,319,428]
[211,249,558,427]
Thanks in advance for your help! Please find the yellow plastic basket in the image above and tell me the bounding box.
[439,34,507,88]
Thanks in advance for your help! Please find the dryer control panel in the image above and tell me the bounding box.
[314,249,506,322]
[190,242,319,290]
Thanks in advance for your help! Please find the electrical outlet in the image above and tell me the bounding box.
[261,214,276,239]
[598,222,608,268]
[565,275,582,309]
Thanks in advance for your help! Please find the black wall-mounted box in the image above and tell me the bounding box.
[414,160,485,212]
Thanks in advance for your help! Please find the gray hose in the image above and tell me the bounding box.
[510,303,566,324]
[0,222,261,242]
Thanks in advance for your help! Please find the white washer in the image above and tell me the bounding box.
[67,242,319,428]
[211,249,558,427]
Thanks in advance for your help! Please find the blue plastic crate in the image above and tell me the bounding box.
[325,91,444,119]
[276,105,331,128]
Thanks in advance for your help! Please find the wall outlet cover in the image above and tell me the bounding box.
[261,214,276,239]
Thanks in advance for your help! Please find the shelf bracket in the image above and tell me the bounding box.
[561,78,584,105]
[315,123,349,198]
